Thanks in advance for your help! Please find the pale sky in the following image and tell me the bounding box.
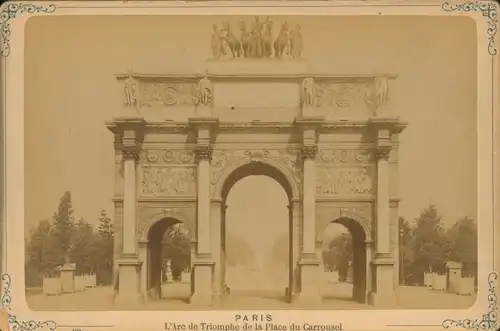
[24,16,477,238]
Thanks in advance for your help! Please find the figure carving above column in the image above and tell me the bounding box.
[196,72,213,107]
[301,77,316,108]
[124,70,138,107]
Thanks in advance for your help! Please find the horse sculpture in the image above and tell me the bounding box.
[273,21,290,59]
[222,23,242,58]
[238,22,252,58]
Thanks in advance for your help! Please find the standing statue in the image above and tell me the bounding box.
[273,21,290,59]
[197,73,213,106]
[262,20,274,58]
[290,24,303,59]
[124,71,138,106]
[250,16,266,58]
[373,75,389,108]
[211,24,224,59]
[301,77,316,107]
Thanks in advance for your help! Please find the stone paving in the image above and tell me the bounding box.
[26,282,477,311]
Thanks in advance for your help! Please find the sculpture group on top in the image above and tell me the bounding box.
[211,16,304,60]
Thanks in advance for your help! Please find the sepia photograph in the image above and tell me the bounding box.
[20,13,479,313]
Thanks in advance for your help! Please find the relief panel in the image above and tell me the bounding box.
[210,148,302,194]
[141,149,196,165]
[316,167,373,196]
[141,167,197,196]
[140,82,199,108]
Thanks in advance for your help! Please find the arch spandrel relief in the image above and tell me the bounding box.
[210,148,302,198]
[137,206,197,242]
[315,203,374,242]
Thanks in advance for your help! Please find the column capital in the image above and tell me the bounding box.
[122,147,139,161]
[194,145,213,162]
[301,145,318,160]
[374,145,391,160]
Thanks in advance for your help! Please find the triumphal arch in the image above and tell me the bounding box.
[107,18,406,308]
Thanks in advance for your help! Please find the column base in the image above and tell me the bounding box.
[114,255,143,308]
[297,254,322,307]
[367,291,398,308]
[368,254,398,308]
[190,254,214,307]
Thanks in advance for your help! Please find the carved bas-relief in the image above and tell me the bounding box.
[141,167,197,196]
[317,149,373,164]
[210,148,302,196]
[316,167,374,196]
[210,16,304,60]
[124,70,138,107]
[300,75,393,117]
[142,149,196,164]
[140,82,199,107]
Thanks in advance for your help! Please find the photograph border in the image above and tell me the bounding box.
[0,1,498,330]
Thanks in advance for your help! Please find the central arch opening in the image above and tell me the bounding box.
[220,161,294,305]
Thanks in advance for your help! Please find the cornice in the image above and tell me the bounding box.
[115,72,399,83]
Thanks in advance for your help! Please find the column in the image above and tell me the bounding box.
[290,200,301,296]
[114,130,143,306]
[211,200,222,303]
[122,148,138,255]
[191,145,215,306]
[368,128,397,307]
[297,145,321,305]
[365,240,373,302]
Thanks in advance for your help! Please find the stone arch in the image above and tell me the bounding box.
[212,156,300,200]
[140,211,195,243]
[317,209,372,242]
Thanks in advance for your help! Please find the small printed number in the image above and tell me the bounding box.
[72,328,82,331]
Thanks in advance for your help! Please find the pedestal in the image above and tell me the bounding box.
[114,256,143,307]
[191,254,215,307]
[296,254,322,306]
[368,255,397,308]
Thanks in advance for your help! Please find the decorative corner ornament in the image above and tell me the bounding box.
[442,1,498,56]
[1,274,57,331]
[0,3,56,57]
[442,272,498,330]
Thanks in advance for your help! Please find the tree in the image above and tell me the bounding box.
[410,205,449,285]
[447,217,478,281]
[399,216,414,284]
[326,233,353,281]
[95,209,115,285]
[69,218,98,275]
[25,219,53,286]
[50,191,77,266]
